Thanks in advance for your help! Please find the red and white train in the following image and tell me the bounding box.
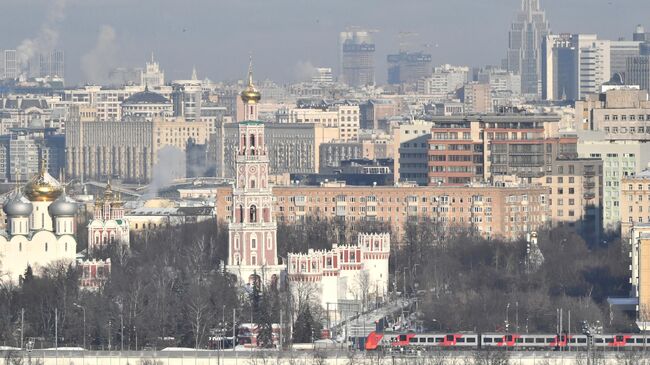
[365,332,650,351]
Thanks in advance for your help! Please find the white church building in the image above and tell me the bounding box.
[0,168,78,283]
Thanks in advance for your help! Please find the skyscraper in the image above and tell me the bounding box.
[386,51,432,85]
[506,0,550,97]
[339,29,375,87]
[39,50,65,78]
[542,34,611,101]
[3,50,17,80]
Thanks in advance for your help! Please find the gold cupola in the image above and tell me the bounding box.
[240,57,261,104]
[24,163,62,202]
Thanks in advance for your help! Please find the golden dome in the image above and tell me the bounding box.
[240,57,261,104]
[24,168,62,202]
[241,86,261,104]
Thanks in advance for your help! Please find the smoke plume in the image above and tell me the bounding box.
[17,0,68,67]
[294,60,318,82]
[81,25,118,84]
[147,146,187,198]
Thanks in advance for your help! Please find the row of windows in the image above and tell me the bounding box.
[604,114,650,121]
[604,126,650,134]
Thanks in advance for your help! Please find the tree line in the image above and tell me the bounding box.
[0,215,636,350]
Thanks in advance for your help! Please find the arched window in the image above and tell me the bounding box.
[251,254,257,266]
[239,205,244,223]
[249,205,257,223]
[250,179,256,189]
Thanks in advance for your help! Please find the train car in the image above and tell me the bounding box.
[481,333,587,350]
[593,334,650,348]
[365,331,478,351]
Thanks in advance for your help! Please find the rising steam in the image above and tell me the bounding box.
[17,0,68,67]
[81,25,119,84]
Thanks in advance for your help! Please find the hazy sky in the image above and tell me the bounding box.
[2,0,649,85]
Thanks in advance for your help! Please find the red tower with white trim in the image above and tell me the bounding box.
[226,63,284,284]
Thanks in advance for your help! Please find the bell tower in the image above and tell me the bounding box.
[226,63,283,285]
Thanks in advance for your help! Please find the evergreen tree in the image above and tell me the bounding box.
[292,306,315,343]
[250,276,273,348]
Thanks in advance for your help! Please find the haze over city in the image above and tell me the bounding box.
[2,0,650,84]
[4,0,650,363]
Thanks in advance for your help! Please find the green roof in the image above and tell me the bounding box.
[239,120,264,125]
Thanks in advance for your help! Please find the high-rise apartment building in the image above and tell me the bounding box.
[477,67,522,97]
[577,89,650,138]
[3,50,17,80]
[171,70,203,122]
[506,0,550,97]
[542,34,611,100]
[393,120,432,185]
[339,29,375,87]
[610,40,641,79]
[621,172,650,238]
[627,56,650,92]
[39,50,65,78]
[462,83,492,114]
[427,114,575,185]
[275,102,360,141]
[416,64,469,99]
[578,139,650,230]
[386,51,432,85]
[312,68,334,84]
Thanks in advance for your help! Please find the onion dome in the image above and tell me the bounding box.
[240,58,261,104]
[24,167,62,202]
[3,192,33,217]
[48,192,77,217]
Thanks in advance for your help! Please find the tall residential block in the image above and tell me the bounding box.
[386,51,432,85]
[339,29,375,87]
[542,34,610,101]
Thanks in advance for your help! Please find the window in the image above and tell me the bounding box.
[251,237,257,249]
[249,205,257,223]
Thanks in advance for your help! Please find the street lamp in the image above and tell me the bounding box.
[73,303,86,349]
[505,303,510,333]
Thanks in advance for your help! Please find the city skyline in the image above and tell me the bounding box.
[1,0,649,85]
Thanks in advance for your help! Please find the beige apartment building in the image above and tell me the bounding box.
[535,158,603,232]
[621,171,650,237]
[275,103,360,141]
[213,183,550,241]
[66,115,207,182]
[576,89,650,137]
